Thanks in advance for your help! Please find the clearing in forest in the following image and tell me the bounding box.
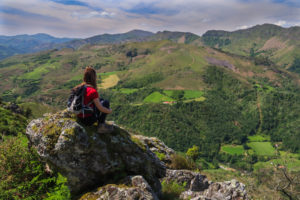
[144,91,174,103]
[221,145,245,155]
[99,73,119,89]
[247,142,276,156]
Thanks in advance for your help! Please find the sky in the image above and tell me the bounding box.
[1,0,300,38]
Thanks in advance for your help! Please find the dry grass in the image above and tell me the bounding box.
[260,37,287,51]
[99,74,119,89]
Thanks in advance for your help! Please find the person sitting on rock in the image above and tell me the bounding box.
[73,66,113,133]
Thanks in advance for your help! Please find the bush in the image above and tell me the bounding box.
[161,180,186,200]
[154,152,166,161]
[0,135,71,199]
[186,145,200,161]
[169,153,196,170]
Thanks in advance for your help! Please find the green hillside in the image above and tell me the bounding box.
[0,39,299,173]
[0,36,299,199]
[0,40,299,153]
[0,34,74,60]
[0,102,70,199]
[202,24,300,72]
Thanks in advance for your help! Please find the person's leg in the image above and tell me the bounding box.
[97,99,113,133]
[77,115,97,126]
[98,99,110,124]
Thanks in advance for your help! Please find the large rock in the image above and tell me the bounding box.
[181,179,248,200]
[80,176,159,200]
[162,170,248,200]
[163,169,209,191]
[26,110,166,196]
[131,135,175,165]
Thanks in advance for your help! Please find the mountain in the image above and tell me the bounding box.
[1,32,300,199]
[0,33,74,60]
[57,30,200,49]
[0,39,299,154]
[0,30,199,59]
[60,30,154,49]
[202,23,300,72]
[146,31,200,44]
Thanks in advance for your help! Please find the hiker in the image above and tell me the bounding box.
[73,66,113,133]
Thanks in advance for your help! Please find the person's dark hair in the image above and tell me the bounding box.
[73,66,97,91]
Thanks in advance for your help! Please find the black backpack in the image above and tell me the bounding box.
[67,85,94,117]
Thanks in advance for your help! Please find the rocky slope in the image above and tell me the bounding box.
[26,110,248,199]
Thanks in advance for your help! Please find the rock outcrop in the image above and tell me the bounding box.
[26,110,165,196]
[163,169,210,192]
[80,176,158,200]
[163,170,247,200]
[26,110,248,200]
[131,135,175,165]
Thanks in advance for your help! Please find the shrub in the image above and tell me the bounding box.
[154,152,166,161]
[0,135,71,199]
[186,145,200,161]
[161,180,186,200]
[169,153,196,170]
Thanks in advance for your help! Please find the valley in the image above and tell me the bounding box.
[0,24,300,199]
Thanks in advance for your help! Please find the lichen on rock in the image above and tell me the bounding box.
[26,110,248,200]
[80,176,159,200]
[26,110,166,197]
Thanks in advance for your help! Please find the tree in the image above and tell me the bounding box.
[186,145,200,161]
[171,90,184,101]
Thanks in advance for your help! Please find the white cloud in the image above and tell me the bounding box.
[275,20,287,26]
[236,25,250,30]
[1,0,300,37]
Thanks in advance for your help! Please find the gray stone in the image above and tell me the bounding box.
[26,110,166,196]
[80,176,159,200]
[163,169,209,191]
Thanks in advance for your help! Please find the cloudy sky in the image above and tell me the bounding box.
[1,0,300,38]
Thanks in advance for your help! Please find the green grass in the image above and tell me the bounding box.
[247,142,276,156]
[248,135,270,142]
[184,90,204,99]
[163,90,204,100]
[163,90,174,97]
[253,157,300,172]
[183,97,206,102]
[19,63,58,80]
[99,71,117,79]
[117,88,138,94]
[20,102,57,118]
[143,92,175,103]
[221,145,245,155]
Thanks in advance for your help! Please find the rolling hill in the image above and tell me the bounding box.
[202,23,300,72]
[1,25,300,200]
[59,30,154,49]
[0,39,299,154]
[0,33,74,60]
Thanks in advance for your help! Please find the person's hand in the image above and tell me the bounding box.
[107,108,112,114]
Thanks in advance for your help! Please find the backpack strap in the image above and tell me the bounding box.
[82,85,95,118]
[82,85,87,118]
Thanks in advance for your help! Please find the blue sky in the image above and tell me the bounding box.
[0,0,300,38]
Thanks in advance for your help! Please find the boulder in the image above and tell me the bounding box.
[162,170,247,200]
[163,169,209,191]
[26,110,165,196]
[180,179,248,200]
[131,135,175,164]
[202,179,248,200]
[80,176,159,200]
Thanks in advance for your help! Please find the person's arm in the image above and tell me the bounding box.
[93,98,112,114]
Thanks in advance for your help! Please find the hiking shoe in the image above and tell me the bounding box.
[97,123,114,134]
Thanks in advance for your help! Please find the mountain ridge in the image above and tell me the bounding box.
[202,23,300,71]
[0,33,75,60]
